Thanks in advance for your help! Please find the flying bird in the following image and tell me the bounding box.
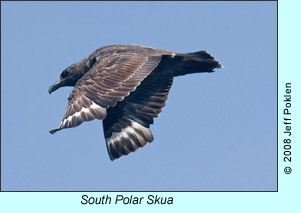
[49,45,222,160]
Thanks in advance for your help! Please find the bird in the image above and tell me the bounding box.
[49,44,222,160]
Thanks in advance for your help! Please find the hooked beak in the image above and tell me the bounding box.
[48,79,63,94]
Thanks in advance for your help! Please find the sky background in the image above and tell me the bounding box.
[1,1,277,191]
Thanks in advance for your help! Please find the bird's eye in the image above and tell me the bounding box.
[61,70,69,78]
[87,57,97,69]
[90,57,97,66]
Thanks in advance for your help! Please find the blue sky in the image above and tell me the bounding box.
[1,1,277,191]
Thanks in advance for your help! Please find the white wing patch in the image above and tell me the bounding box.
[106,118,154,160]
[50,100,107,134]
[60,101,106,128]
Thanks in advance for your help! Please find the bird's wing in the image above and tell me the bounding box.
[50,55,163,133]
[103,76,174,160]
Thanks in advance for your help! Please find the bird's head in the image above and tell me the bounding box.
[48,57,97,94]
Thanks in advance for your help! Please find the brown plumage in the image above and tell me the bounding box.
[49,45,222,160]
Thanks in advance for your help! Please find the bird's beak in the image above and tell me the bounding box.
[48,79,63,94]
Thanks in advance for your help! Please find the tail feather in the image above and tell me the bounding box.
[173,51,223,77]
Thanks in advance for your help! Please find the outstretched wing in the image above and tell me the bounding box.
[103,76,174,160]
[49,55,163,134]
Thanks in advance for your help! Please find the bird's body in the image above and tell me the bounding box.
[49,44,222,160]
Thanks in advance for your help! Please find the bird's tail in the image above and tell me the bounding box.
[172,51,223,77]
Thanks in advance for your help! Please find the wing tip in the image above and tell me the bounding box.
[217,63,224,69]
[49,128,62,134]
